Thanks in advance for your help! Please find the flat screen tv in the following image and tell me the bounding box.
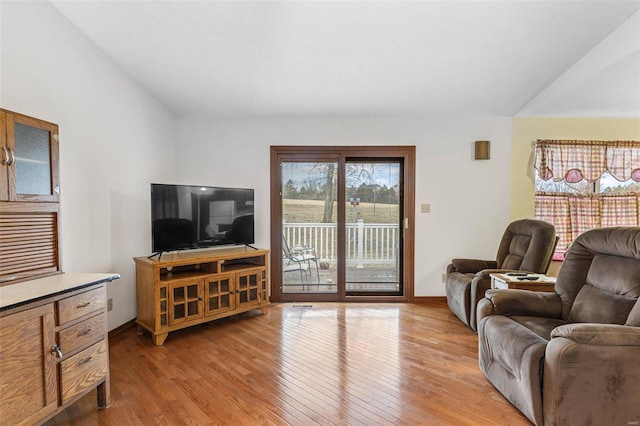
[151,183,254,253]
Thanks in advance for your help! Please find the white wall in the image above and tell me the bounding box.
[1,1,176,330]
[0,1,515,329]
[517,10,640,117]
[176,116,513,296]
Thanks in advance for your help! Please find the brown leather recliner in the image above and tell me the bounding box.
[477,227,640,426]
[446,218,556,331]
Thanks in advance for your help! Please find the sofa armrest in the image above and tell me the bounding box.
[450,259,497,274]
[477,288,563,320]
[551,323,640,346]
[543,323,640,425]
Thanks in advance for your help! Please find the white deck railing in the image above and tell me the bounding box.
[283,220,399,266]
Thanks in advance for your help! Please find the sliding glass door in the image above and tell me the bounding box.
[345,160,402,295]
[281,161,338,294]
[270,146,414,302]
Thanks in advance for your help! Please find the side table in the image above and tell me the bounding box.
[489,273,556,292]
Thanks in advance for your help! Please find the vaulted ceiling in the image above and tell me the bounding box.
[50,0,640,117]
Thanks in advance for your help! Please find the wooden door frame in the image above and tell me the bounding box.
[270,146,415,303]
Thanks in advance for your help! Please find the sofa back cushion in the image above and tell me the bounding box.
[496,219,556,273]
[556,227,640,323]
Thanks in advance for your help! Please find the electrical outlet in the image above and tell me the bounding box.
[107,298,113,311]
[421,203,431,213]
[442,273,446,283]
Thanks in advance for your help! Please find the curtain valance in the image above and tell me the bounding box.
[534,140,640,183]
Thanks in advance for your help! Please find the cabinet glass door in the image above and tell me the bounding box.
[0,111,7,201]
[169,280,203,325]
[205,275,234,315]
[14,123,51,195]
[6,113,59,202]
[158,286,168,327]
[236,269,262,308]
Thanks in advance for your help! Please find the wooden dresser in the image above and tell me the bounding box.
[0,273,119,425]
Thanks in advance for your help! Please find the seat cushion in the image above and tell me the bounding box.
[510,316,568,341]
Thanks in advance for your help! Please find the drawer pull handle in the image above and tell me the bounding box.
[76,301,91,308]
[78,328,92,337]
[51,344,63,359]
[79,356,93,366]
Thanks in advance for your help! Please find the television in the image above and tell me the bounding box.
[150,183,254,253]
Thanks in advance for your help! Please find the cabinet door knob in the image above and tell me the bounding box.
[51,344,63,359]
[6,148,14,166]
[1,147,8,166]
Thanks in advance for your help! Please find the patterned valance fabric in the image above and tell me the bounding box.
[535,140,640,183]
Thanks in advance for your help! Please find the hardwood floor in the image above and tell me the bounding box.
[46,301,530,425]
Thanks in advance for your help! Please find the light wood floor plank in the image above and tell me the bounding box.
[45,301,529,425]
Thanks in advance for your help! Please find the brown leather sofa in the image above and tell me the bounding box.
[477,227,640,425]
[446,218,556,331]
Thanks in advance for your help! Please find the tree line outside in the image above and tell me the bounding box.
[284,179,399,204]
[283,199,399,224]
[282,162,400,224]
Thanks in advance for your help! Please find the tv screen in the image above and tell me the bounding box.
[151,183,254,253]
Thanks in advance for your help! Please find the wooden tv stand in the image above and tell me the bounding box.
[134,247,269,345]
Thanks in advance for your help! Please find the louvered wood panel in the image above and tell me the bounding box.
[0,213,59,281]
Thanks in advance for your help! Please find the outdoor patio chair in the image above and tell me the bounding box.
[283,234,320,283]
[282,261,310,290]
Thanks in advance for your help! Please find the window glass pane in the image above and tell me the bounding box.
[599,171,640,193]
[345,161,401,294]
[282,161,338,294]
[535,171,592,194]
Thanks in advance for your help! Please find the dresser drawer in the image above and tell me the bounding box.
[57,286,106,325]
[59,340,109,405]
[58,312,106,355]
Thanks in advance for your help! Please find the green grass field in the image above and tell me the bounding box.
[283,199,399,224]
